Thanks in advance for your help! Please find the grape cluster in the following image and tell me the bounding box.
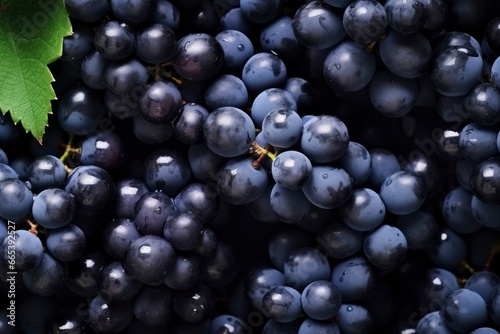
[2,0,500,333]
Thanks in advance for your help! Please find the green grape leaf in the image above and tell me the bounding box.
[0,0,72,142]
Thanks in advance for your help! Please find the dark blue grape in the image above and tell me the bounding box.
[187,142,228,183]
[270,183,311,223]
[416,311,457,334]
[194,227,218,258]
[173,33,225,81]
[216,156,268,205]
[173,102,209,145]
[384,0,429,34]
[323,40,376,93]
[271,150,312,190]
[489,284,500,326]
[88,293,133,333]
[99,261,142,302]
[242,52,287,94]
[209,315,251,334]
[81,50,109,90]
[103,58,149,96]
[174,182,219,223]
[260,16,302,60]
[244,267,286,312]
[298,318,340,334]
[46,223,86,262]
[492,56,500,89]
[337,304,373,334]
[380,30,432,78]
[57,85,105,136]
[220,8,257,38]
[64,165,115,216]
[61,23,94,62]
[300,115,350,163]
[268,228,314,270]
[379,171,426,215]
[423,0,448,31]
[396,210,439,250]
[113,178,150,218]
[135,23,176,64]
[140,80,183,124]
[1,229,43,271]
[262,285,302,322]
[124,235,175,285]
[94,21,135,61]
[0,178,33,221]
[401,152,444,197]
[251,88,297,127]
[203,106,256,158]
[301,280,342,320]
[153,0,181,31]
[425,227,467,270]
[470,328,500,334]
[22,251,67,296]
[284,77,315,111]
[470,157,500,204]
[104,89,142,120]
[204,74,249,110]
[65,0,108,22]
[436,129,463,161]
[215,29,254,73]
[292,1,345,49]
[103,218,142,260]
[458,122,498,162]
[284,246,331,290]
[442,288,488,333]
[417,267,460,312]
[240,0,282,24]
[110,0,156,24]
[340,187,385,232]
[133,285,173,327]
[163,254,202,290]
[337,142,371,186]
[470,195,500,229]
[316,222,364,259]
[464,271,500,303]
[133,113,175,145]
[134,191,175,236]
[27,155,66,192]
[302,166,353,209]
[367,148,401,189]
[343,0,388,45]
[369,70,418,117]
[331,256,376,302]
[441,186,482,233]
[32,188,76,229]
[163,211,203,251]
[173,283,215,323]
[79,131,124,171]
[262,108,302,148]
[431,46,484,97]
[143,148,192,196]
[464,83,500,125]
[363,224,407,269]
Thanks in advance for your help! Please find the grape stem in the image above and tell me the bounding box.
[27,220,38,236]
[249,141,277,169]
[59,133,80,173]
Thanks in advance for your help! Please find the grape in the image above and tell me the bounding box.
[32,188,75,229]
[0,178,33,221]
[203,106,256,158]
[163,254,202,290]
[458,122,499,162]
[401,152,444,197]
[298,318,340,334]
[244,267,286,312]
[134,191,175,236]
[113,178,150,218]
[470,195,500,229]
[240,0,282,24]
[471,328,500,334]
[316,222,364,259]
[270,183,311,223]
[99,261,143,302]
[464,271,500,303]
[323,40,376,93]
[442,288,488,333]
[336,304,373,334]
[220,8,256,38]
[124,235,176,285]
[301,280,342,320]
[103,218,142,260]
[284,246,331,290]
[173,33,225,81]
[133,285,173,327]
[260,16,301,59]
[379,170,426,215]
[163,211,204,251]
[64,0,109,22]
[22,252,67,296]
[426,227,467,270]
[441,186,482,233]
[302,166,353,209]
[110,0,156,24]
[1,230,43,271]
[209,315,250,334]
[175,182,219,223]
[215,29,255,72]
[135,23,176,64]
[247,181,281,223]
[94,21,135,61]
[46,224,86,262]
[173,283,215,323]
[493,56,500,89]
[204,74,249,110]
[173,103,209,145]
[88,293,133,333]
[416,311,457,334]
[470,157,500,204]
[292,1,346,49]
[64,165,115,216]
[61,23,94,62]
[396,210,439,250]
[81,51,109,90]
[300,115,350,163]
[103,58,149,96]
[363,224,407,269]
[284,77,315,111]
[331,256,376,302]
[153,0,181,31]
[132,113,175,145]
[242,52,287,94]
[340,187,385,232]
[384,0,429,34]
[271,150,312,190]
[251,88,297,127]
[27,155,67,192]
[140,80,183,124]
[187,143,227,183]
[464,83,500,125]
[262,108,302,148]
[262,285,302,322]
[342,0,388,45]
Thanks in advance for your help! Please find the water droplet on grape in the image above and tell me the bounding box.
[155,207,162,214]
[322,174,328,179]
[237,44,245,51]
[347,306,353,312]
[334,63,341,70]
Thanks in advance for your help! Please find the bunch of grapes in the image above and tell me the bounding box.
[2,0,500,333]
